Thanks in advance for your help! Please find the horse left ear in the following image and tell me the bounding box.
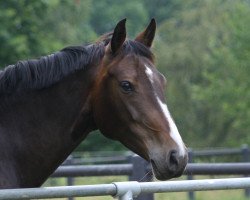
[109,18,127,54]
[135,18,156,48]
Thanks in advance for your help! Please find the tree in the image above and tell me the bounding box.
[89,0,148,37]
[0,0,95,67]
[156,0,250,147]
[0,0,48,66]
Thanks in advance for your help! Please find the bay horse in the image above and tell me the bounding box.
[0,19,188,189]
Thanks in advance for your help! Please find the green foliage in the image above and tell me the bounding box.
[156,0,250,147]
[0,0,48,65]
[0,0,250,150]
[89,0,148,37]
[0,0,95,66]
[75,131,127,152]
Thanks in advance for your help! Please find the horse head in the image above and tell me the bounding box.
[92,19,188,180]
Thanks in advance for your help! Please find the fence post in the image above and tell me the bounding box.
[241,144,250,197]
[129,155,153,200]
[65,155,74,200]
[187,149,195,200]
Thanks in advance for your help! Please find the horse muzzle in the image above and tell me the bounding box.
[150,149,188,180]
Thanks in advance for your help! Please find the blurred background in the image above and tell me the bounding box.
[0,0,249,151]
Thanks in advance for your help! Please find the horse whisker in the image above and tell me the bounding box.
[139,170,153,182]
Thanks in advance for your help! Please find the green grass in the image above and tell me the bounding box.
[42,176,249,200]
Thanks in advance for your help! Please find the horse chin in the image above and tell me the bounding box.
[150,159,185,181]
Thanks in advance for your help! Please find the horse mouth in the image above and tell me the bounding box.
[150,159,184,180]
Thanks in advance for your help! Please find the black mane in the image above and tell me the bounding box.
[0,44,104,95]
[0,35,153,95]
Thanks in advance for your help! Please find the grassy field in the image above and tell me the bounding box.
[42,176,249,200]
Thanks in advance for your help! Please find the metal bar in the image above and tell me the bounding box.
[241,144,250,197]
[64,155,74,200]
[52,164,132,177]
[139,177,250,193]
[113,181,141,200]
[70,156,128,165]
[51,163,250,177]
[185,163,250,175]
[193,149,241,157]
[0,184,117,200]
[187,149,195,200]
[119,191,133,200]
[63,146,248,166]
[1,178,250,200]
[128,155,153,200]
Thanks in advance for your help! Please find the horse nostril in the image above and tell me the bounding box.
[169,150,179,170]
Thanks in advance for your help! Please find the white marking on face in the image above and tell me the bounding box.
[144,63,186,156]
[145,65,154,84]
[156,96,186,157]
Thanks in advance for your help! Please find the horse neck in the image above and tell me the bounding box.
[0,64,99,188]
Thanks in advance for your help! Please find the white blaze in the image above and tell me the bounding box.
[144,64,186,157]
[156,97,186,157]
[145,65,154,84]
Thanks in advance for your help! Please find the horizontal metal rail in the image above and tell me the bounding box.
[186,163,250,175]
[68,145,249,164]
[192,148,242,157]
[52,164,132,177]
[66,149,241,165]
[139,177,250,193]
[0,184,117,200]
[70,156,129,165]
[51,163,250,177]
[0,178,250,200]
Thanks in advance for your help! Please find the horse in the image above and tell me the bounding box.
[0,19,188,189]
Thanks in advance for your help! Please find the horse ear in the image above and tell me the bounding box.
[110,18,127,54]
[135,18,156,48]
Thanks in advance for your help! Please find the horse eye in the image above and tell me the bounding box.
[120,81,134,92]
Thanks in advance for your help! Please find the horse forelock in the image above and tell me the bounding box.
[96,32,154,61]
[123,40,154,61]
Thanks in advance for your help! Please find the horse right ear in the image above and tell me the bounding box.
[108,19,127,55]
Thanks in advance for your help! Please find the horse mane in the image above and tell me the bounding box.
[0,44,104,95]
[0,33,153,95]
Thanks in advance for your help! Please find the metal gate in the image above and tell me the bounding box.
[0,177,250,200]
